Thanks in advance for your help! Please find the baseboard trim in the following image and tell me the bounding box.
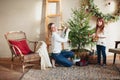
[107,55,120,60]
[0,57,11,61]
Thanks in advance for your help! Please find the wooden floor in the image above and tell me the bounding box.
[0,58,37,80]
[0,56,120,80]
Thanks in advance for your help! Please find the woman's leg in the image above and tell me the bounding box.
[101,46,106,64]
[61,50,74,58]
[52,53,73,67]
[96,45,101,64]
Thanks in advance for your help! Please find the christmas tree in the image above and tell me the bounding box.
[68,2,94,52]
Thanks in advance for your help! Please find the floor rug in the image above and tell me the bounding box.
[21,64,120,80]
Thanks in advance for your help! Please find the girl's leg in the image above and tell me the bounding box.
[96,45,101,64]
[101,46,106,64]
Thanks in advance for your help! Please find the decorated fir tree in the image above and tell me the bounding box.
[68,4,95,52]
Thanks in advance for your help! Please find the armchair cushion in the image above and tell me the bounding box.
[9,39,32,55]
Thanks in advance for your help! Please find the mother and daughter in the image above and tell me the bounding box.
[48,17,107,68]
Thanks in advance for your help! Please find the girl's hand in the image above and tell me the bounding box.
[92,35,99,42]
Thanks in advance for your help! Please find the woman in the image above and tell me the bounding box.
[48,23,74,67]
[93,18,107,66]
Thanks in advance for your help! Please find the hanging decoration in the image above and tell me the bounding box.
[86,0,120,23]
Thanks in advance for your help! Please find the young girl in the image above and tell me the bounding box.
[93,18,107,66]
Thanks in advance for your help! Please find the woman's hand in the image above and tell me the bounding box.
[64,27,68,33]
[64,27,71,34]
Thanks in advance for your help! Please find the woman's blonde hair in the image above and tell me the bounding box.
[48,23,54,35]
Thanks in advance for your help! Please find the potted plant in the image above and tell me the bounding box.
[67,2,95,62]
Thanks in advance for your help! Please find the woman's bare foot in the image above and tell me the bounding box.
[51,59,56,68]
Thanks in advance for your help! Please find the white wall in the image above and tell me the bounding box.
[0,0,80,58]
[0,0,120,58]
[0,0,42,57]
[61,0,80,22]
[105,21,120,55]
[90,18,120,55]
[89,0,120,55]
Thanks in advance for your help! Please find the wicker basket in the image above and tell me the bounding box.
[88,55,97,64]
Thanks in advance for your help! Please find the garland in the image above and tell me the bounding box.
[87,0,120,23]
